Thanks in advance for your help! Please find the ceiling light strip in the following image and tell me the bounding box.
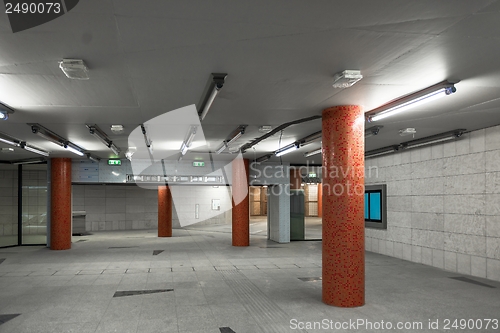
[199,73,227,121]
[28,123,85,156]
[304,148,322,157]
[21,144,50,157]
[402,129,466,149]
[365,146,400,159]
[87,124,121,156]
[275,142,299,157]
[366,81,458,122]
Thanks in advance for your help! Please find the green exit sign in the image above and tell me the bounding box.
[309,173,317,178]
[193,161,205,167]
[108,160,121,166]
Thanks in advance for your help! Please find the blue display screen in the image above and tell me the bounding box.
[365,190,382,222]
[364,193,369,219]
[369,193,381,220]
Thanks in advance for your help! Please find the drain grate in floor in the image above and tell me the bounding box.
[76,240,87,243]
[153,250,164,256]
[113,289,173,298]
[449,276,495,288]
[0,314,20,325]
[298,277,322,282]
[259,246,282,248]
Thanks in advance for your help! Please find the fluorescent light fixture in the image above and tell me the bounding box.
[31,125,61,143]
[275,142,299,157]
[11,158,46,165]
[29,123,85,156]
[21,143,50,157]
[332,70,363,88]
[367,81,457,122]
[401,129,465,150]
[226,125,246,146]
[59,59,89,80]
[214,125,246,154]
[185,126,197,147]
[215,142,227,154]
[365,126,383,138]
[86,153,100,162]
[255,154,272,163]
[300,131,322,146]
[304,148,321,157]
[226,131,243,146]
[199,73,227,121]
[0,132,20,146]
[87,124,121,156]
[110,143,120,156]
[64,144,85,156]
[141,124,152,148]
[365,145,400,159]
[0,148,14,152]
[180,142,189,155]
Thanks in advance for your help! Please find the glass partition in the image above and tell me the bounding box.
[21,164,48,245]
[0,164,18,247]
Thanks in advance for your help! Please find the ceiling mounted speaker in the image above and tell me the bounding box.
[59,59,89,80]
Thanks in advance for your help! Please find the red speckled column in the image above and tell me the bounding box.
[232,158,249,246]
[50,158,72,250]
[290,168,302,190]
[317,183,323,217]
[158,185,172,237]
[322,105,365,307]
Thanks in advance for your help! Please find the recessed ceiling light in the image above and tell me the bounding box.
[332,70,363,88]
[259,125,273,133]
[111,125,124,133]
[59,59,89,80]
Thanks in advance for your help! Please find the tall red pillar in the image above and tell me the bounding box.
[158,185,172,237]
[317,183,323,217]
[232,158,249,246]
[322,105,365,307]
[50,158,72,250]
[290,168,302,189]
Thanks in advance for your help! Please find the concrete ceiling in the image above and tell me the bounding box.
[1,0,500,164]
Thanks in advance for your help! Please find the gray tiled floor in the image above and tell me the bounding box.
[0,228,499,332]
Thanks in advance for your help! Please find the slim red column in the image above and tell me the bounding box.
[50,158,72,250]
[290,168,302,190]
[158,185,172,237]
[232,158,249,246]
[322,105,365,307]
[317,183,323,218]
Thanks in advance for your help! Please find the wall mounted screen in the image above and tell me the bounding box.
[364,184,387,229]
